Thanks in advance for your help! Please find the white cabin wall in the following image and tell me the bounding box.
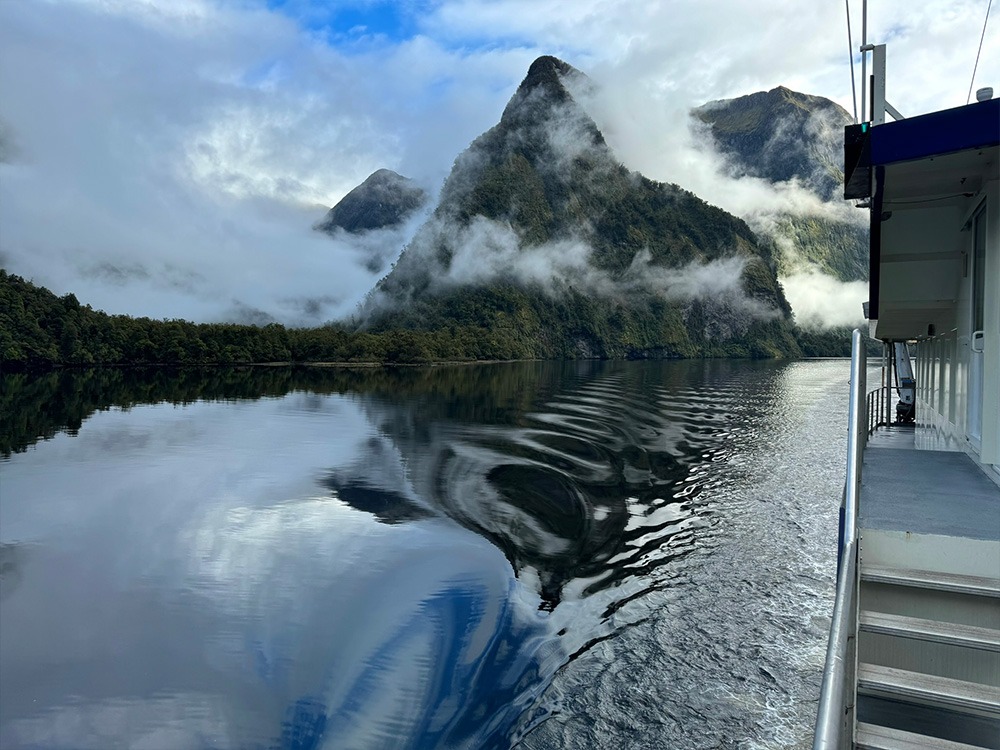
[878,205,965,339]
[913,179,1000,476]
[915,330,965,451]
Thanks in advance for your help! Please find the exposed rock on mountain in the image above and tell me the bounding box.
[364,56,800,359]
[316,169,427,235]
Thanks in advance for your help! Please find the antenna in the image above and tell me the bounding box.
[846,0,859,123]
[967,0,994,105]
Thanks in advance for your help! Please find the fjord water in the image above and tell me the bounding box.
[0,360,850,749]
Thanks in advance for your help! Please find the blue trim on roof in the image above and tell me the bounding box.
[870,98,999,166]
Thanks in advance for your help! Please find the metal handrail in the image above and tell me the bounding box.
[842,329,866,562]
[867,384,914,435]
[866,387,885,436]
[812,539,859,750]
[813,328,866,750]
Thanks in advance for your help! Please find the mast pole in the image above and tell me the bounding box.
[861,0,868,122]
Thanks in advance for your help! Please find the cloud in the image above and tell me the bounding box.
[561,48,873,330]
[0,0,412,324]
[319,200,436,274]
[374,211,779,330]
[782,270,868,330]
[0,0,994,325]
[423,0,998,118]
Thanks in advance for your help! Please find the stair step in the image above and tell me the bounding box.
[857,663,1000,717]
[860,611,1000,652]
[862,566,1000,598]
[856,721,991,750]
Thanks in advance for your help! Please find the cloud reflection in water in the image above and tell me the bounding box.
[0,361,773,748]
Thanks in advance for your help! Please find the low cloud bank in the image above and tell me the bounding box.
[370,212,780,329]
[446,217,769,312]
[782,270,867,329]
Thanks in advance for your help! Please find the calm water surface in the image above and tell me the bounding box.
[0,360,853,749]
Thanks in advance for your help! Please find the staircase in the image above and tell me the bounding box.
[854,559,1000,749]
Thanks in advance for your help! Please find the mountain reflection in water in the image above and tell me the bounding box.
[325,367,706,619]
[0,361,848,749]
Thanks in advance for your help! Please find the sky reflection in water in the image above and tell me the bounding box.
[0,361,846,748]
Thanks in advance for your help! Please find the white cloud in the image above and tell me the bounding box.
[782,270,868,329]
[184,98,393,206]
[0,0,995,323]
[52,0,219,30]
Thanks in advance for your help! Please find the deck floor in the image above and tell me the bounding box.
[858,427,1000,541]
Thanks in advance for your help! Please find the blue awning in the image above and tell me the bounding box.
[870,98,1000,166]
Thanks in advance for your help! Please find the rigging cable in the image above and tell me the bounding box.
[884,192,976,205]
[967,0,994,104]
[846,0,859,122]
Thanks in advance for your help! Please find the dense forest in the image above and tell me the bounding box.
[0,269,527,369]
[1,270,858,371]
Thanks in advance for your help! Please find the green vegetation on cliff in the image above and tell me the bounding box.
[693,86,852,201]
[316,169,427,234]
[694,86,869,284]
[368,56,802,359]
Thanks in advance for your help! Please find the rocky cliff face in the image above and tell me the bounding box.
[360,56,800,359]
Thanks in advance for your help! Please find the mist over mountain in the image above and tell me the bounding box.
[359,56,800,359]
[693,86,868,330]
[694,86,851,201]
[314,169,430,274]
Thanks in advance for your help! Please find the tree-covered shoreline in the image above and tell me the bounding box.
[1,269,858,371]
[0,269,538,370]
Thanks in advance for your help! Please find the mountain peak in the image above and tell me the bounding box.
[366,168,406,183]
[693,86,853,200]
[316,169,427,235]
[520,56,578,93]
[428,53,606,227]
[500,55,585,125]
[362,56,800,359]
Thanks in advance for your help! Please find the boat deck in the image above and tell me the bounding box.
[854,425,1000,749]
[858,427,1000,542]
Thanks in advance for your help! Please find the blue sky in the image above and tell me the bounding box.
[0,0,996,325]
[264,0,540,49]
[267,0,423,42]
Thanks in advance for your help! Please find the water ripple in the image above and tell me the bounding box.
[1,360,846,749]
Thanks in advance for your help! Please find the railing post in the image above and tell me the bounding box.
[843,329,865,556]
[814,328,867,749]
